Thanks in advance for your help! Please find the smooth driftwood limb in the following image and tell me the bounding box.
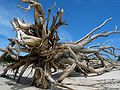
[15,18,33,29]
[57,58,76,83]
[76,18,112,43]
[78,29,120,46]
[13,68,19,80]
[0,48,8,53]
[95,53,105,67]
[57,46,82,82]
[46,2,56,30]
[17,30,42,46]
[45,69,74,90]
[19,0,44,17]
[88,43,101,49]
[58,43,84,52]
[99,46,120,57]
[17,63,29,82]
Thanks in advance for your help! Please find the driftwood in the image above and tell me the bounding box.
[0,0,120,89]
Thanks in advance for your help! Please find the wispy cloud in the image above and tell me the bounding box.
[0,34,7,39]
[58,28,73,42]
[0,6,18,39]
[0,7,11,27]
[0,16,10,27]
[0,38,8,47]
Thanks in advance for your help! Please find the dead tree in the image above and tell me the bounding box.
[0,0,120,89]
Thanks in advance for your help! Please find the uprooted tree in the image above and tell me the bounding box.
[0,0,120,89]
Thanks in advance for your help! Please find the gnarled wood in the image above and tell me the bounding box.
[0,0,120,89]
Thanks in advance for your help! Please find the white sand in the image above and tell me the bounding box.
[0,63,120,90]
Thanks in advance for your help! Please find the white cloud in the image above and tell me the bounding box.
[0,16,11,27]
[58,28,73,42]
[0,6,17,38]
[0,38,9,47]
[0,7,11,27]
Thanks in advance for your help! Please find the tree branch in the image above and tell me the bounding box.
[76,18,112,43]
[78,29,120,46]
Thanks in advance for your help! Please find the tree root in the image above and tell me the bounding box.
[0,0,120,89]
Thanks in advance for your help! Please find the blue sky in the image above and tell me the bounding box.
[0,0,120,51]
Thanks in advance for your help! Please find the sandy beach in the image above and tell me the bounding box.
[0,63,120,90]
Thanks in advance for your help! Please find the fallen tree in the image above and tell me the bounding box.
[0,0,120,89]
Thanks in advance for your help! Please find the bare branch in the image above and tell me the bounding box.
[76,18,112,43]
[78,29,120,46]
[57,47,77,82]
[99,53,113,60]
[0,48,8,53]
[95,53,105,66]
[88,43,101,49]
[17,4,33,12]
[46,2,56,30]
[99,46,120,57]
[18,0,44,17]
